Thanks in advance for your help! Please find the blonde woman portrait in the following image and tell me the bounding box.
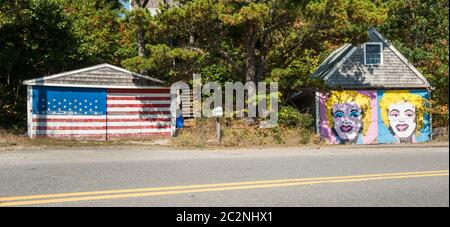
[324,91,374,144]
[378,90,429,143]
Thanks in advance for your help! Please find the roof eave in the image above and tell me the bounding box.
[23,63,166,86]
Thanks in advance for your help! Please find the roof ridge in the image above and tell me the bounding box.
[368,28,431,87]
[23,64,165,85]
[311,44,353,80]
[310,28,430,89]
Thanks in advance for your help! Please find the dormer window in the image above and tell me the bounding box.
[364,42,383,65]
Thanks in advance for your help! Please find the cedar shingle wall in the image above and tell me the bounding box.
[327,32,428,88]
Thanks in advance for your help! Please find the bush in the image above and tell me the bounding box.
[429,103,449,129]
[278,106,315,129]
[0,84,27,133]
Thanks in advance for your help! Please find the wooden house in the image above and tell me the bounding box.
[312,28,431,144]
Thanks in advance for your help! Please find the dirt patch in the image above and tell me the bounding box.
[0,132,172,151]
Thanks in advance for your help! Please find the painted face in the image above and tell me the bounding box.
[387,102,416,138]
[332,102,363,141]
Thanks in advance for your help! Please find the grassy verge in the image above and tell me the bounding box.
[2,119,446,150]
[171,118,320,148]
[433,133,449,142]
[0,130,168,151]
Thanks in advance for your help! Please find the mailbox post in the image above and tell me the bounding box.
[212,107,223,143]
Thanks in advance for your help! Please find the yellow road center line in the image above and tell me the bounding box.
[0,170,448,202]
[0,171,447,207]
[0,170,447,202]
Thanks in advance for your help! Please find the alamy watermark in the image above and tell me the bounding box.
[171,74,279,128]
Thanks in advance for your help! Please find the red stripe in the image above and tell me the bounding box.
[35,134,106,139]
[107,104,170,108]
[107,118,171,122]
[33,118,106,123]
[107,89,170,94]
[35,132,171,138]
[107,96,170,101]
[107,111,171,115]
[106,125,171,130]
[34,126,106,130]
[35,133,171,139]
[107,132,171,138]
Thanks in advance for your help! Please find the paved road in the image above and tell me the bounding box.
[0,145,448,207]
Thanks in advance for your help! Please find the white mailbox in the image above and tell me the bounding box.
[212,106,223,117]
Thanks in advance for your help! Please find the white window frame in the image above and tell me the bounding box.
[364,42,383,65]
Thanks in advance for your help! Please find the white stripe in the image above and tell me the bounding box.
[107,93,170,97]
[106,122,171,127]
[107,128,171,134]
[107,100,171,105]
[107,107,171,112]
[33,115,106,120]
[33,122,106,127]
[34,130,105,135]
[106,114,170,119]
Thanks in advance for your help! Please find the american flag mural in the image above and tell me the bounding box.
[106,88,172,138]
[31,86,172,140]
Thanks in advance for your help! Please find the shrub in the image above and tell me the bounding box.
[278,105,315,129]
[278,106,301,127]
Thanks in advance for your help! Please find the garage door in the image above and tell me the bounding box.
[31,86,107,140]
[106,88,172,139]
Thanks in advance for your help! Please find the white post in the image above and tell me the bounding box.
[193,74,202,118]
[170,91,177,137]
[216,117,221,143]
[315,91,320,135]
[27,85,33,138]
[428,89,433,141]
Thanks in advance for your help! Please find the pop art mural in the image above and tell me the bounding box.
[319,90,378,144]
[377,90,431,144]
[318,90,431,144]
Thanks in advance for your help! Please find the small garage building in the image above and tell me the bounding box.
[23,64,175,140]
[312,28,432,144]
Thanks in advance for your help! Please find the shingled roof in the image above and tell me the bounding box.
[23,64,165,88]
[311,28,430,89]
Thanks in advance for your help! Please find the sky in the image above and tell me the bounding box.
[120,0,131,10]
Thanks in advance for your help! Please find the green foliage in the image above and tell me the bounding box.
[63,0,124,65]
[0,84,26,132]
[173,118,317,147]
[305,0,388,45]
[199,61,233,85]
[0,0,124,82]
[379,0,449,127]
[0,0,124,132]
[0,0,448,132]
[278,105,314,129]
[122,44,201,82]
[0,0,78,82]
[126,0,388,100]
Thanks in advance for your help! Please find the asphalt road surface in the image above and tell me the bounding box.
[0,145,448,207]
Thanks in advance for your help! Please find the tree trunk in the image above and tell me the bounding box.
[137,28,145,58]
[15,82,21,101]
[136,0,150,75]
[244,22,257,84]
[137,27,147,75]
[257,32,270,82]
[244,22,258,123]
